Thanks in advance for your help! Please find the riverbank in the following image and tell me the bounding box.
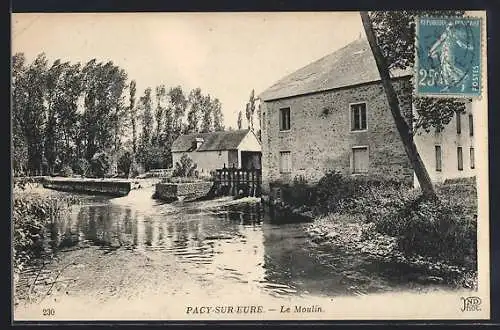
[302,182,478,290]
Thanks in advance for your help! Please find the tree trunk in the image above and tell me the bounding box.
[360,12,436,199]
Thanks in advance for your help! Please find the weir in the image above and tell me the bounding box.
[43,177,133,196]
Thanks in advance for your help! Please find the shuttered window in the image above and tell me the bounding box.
[457,147,463,171]
[352,147,369,173]
[435,145,442,172]
[470,147,475,169]
[280,151,291,173]
[469,114,474,136]
[456,111,462,134]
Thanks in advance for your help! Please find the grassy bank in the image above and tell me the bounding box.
[273,172,478,289]
[13,186,79,278]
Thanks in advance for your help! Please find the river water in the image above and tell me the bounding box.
[17,187,446,307]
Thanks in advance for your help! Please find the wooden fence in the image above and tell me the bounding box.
[213,164,262,197]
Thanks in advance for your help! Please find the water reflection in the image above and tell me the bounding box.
[36,190,415,298]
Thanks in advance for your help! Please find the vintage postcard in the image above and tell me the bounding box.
[11,11,489,321]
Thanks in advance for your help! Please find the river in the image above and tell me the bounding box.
[14,186,453,320]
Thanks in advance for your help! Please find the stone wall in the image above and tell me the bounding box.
[155,181,214,201]
[260,78,414,193]
[43,178,131,196]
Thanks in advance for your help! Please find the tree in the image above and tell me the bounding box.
[128,80,138,155]
[154,85,166,144]
[15,53,48,175]
[237,110,243,130]
[369,11,466,134]
[168,86,188,136]
[81,59,127,162]
[200,94,213,133]
[245,89,256,131]
[12,53,29,175]
[212,98,224,131]
[186,88,203,134]
[172,154,197,177]
[360,12,435,198]
[137,87,154,170]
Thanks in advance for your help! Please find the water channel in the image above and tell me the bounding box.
[17,186,448,310]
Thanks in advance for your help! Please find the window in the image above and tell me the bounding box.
[456,111,462,134]
[470,147,475,169]
[262,112,266,131]
[457,147,463,171]
[352,147,369,173]
[279,151,291,173]
[469,114,474,136]
[279,108,290,131]
[435,145,442,172]
[350,103,367,131]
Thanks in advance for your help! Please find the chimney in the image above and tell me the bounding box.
[195,137,204,149]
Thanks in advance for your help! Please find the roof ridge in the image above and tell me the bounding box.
[258,38,409,101]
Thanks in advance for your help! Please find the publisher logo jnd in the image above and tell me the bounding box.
[461,296,481,312]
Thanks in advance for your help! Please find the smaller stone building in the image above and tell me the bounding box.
[171,129,261,175]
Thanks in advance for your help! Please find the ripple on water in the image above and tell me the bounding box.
[18,188,453,301]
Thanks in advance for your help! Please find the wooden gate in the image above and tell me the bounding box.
[213,164,262,197]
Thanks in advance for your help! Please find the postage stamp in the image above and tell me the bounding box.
[415,16,482,98]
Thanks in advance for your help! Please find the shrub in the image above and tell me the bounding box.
[72,158,90,176]
[13,194,78,274]
[172,154,197,177]
[90,151,111,178]
[129,160,145,178]
[372,191,477,268]
[280,175,316,207]
[59,164,73,177]
[117,152,133,177]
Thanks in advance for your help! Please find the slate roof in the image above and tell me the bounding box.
[171,129,251,152]
[258,38,411,102]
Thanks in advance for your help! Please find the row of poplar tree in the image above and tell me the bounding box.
[12,52,225,177]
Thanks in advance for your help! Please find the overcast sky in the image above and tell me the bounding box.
[12,12,365,128]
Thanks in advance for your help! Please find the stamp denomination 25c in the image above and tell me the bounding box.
[415,16,482,98]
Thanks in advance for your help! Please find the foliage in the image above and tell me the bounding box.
[129,160,145,178]
[90,151,111,178]
[11,52,226,178]
[372,189,477,267]
[369,10,468,134]
[172,154,198,177]
[72,158,90,176]
[245,89,256,130]
[13,193,78,273]
[117,151,133,177]
[237,111,243,130]
[129,80,138,154]
[59,164,73,177]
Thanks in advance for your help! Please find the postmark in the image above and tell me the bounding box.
[415,16,482,98]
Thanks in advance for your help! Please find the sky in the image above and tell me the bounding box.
[12,12,365,129]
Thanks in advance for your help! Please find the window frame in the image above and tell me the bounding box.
[457,146,464,171]
[350,102,368,132]
[351,145,369,174]
[435,145,442,172]
[279,151,292,174]
[470,147,475,169]
[456,111,462,135]
[469,114,474,137]
[279,107,291,132]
